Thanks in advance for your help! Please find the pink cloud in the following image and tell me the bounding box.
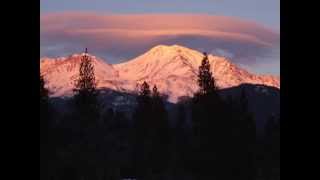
[41,12,279,64]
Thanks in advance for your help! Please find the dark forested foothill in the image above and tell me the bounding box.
[41,50,280,180]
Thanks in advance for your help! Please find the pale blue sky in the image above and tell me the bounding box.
[41,0,279,31]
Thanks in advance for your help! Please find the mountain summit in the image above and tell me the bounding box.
[40,45,280,102]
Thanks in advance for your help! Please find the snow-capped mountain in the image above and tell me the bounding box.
[40,45,280,102]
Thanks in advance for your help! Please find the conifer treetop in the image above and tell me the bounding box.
[197,52,217,95]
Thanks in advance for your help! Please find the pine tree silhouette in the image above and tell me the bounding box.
[193,52,222,136]
[191,52,233,180]
[40,74,49,134]
[150,85,171,175]
[66,48,103,179]
[40,74,61,180]
[40,74,49,106]
[40,73,50,179]
[132,81,153,179]
[40,74,54,146]
[73,48,100,127]
[139,81,151,98]
[132,83,172,178]
[197,52,217,95]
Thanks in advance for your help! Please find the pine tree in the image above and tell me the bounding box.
[40,74,58,179]
[150,85,171,174]
[40,73,49,179]
[134,81,152,137]
[134,81,152,123]
[40,74,52,145]
[151,85,167,125]
[40,74,49,106]
[73,48,100,126]
[193,52,222,136]
[134,81,152,138]
[152,85,160,98]
[69,48,102,179]
[40,74,49,131]
[139,81,151,100]
[191,52,232,180]
[132,83,172,178]
[197,52,217,95]
[74,48,96,93]
[132,81,153,178]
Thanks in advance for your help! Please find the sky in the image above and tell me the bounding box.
[40,0,280,75]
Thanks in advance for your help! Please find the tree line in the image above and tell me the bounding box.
[40,49,280,180]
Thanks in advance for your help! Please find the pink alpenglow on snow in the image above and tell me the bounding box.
[40,45,279,103]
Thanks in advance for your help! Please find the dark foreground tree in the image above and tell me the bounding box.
[40,74,50,179]
[132,83,171,179]
[197,52,217,95]
[191,52,229,179]
[52,48,107,180]
[73,48,100,127]
[40,75,49,107]
[132,81,153,179]
[190,52,257,180]
[40,74,63,180]
[40,74,49,143]
[149,85,171,176]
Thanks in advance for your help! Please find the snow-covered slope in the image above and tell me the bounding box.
[40,45,280,102]
[40,54,122,97]
[114,45,279,101]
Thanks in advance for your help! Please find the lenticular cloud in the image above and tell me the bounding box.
[41,12,279,64]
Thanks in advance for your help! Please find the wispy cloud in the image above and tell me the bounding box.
[41,12,279,67]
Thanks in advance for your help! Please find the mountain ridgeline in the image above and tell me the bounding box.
[41,45,279,102]
[41,45,279,133]
[40,45,280,180]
